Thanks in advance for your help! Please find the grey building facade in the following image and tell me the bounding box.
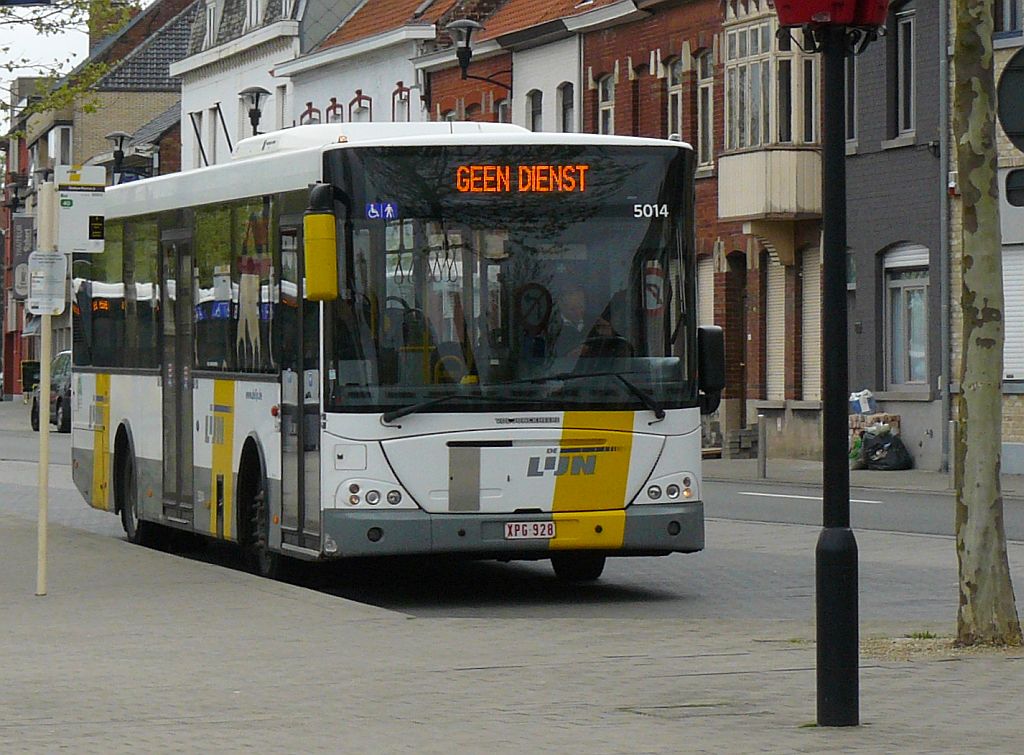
[844,0,947,470]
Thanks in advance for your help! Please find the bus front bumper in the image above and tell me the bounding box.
[321,502,704,559]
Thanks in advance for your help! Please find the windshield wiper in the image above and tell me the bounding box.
[515,370,665,421]
[381,393,492,424]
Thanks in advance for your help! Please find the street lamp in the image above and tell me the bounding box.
[105,130,131,185]
[445,19,511,92]
[239,86,272,136]
[774,0,892,729]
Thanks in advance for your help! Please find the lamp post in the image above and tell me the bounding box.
[445,19,512,92]
[774,0,891,729]
[105,130,131,186]
[239,86,272,136]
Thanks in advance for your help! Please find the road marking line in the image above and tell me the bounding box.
[737,491,883,505]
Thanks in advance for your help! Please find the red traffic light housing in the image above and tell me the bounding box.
[773,0,890,28]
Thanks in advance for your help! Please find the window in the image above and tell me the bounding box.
[246,0,261,29]
[48,126,72,166]
[598,75,615,134]
[803,58,817,142]
[194,197,278,374]
[496,99,511,124]
[1008,169,1024,206]
[204,1,216,48]
[845,55,857,142]
[207,106,219,164]
[697,52,714,166]
[884,244,929,387]
[667,59,684,139]
[275,85,287,130]
[527,90,543,132]
[896,8,915,135]
[725,3,818,150]
[996,0,1021,33]
[71,219,160,369]
[190,110,204,169]
[559,82,574,132]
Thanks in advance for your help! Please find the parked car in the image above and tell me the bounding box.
[30,350,72,433]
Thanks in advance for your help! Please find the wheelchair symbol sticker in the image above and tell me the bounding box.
[366,202,399,220]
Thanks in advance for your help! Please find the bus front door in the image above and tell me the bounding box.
[160,231,194,525]
[279,223,321,551]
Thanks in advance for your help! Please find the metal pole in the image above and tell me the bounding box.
[757,414,767,479]
[36,312,51,596]
[816,24,859,726]
[35,180,57,598]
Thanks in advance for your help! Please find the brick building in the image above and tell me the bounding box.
[1,0,195,397]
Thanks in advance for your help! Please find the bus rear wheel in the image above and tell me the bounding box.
[551,553,606,582]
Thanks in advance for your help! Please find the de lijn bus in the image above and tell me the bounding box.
[70,122,724,582]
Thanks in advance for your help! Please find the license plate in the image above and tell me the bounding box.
[504,521,556,540]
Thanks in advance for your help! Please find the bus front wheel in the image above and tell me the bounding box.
[551,553,606,582]
[119,453,161,547]
[239,453,285,580]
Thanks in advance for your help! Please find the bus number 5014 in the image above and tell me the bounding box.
[634,203,669,218]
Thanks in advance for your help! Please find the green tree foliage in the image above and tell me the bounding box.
[2,0,139,124]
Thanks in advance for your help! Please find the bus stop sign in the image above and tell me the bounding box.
[27,251,67,316]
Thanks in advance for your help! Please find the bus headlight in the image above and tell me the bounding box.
[387,490,402,505]
[366,490,381,505]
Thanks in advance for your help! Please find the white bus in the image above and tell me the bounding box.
[71,122,723,581]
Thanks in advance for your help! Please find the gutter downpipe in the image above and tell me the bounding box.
[939,2,951,474]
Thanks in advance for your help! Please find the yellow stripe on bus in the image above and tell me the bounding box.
[550,510,626,550]
[211,380,235,539]
[91,374,111,511]
[551,411,635,512]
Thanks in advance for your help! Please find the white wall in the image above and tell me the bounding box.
[178,39,296,169]
[511,37,581,132]
[288,42,429,126]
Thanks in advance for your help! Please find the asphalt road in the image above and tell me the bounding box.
[703,478,1024,542]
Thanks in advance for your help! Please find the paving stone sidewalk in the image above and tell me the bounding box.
[4,515,1023,753]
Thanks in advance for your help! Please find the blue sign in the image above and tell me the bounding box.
[365,202,399,220]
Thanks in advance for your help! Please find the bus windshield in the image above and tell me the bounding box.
[322,143,695,415]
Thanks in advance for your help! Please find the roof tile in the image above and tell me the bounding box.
[477,0,622,41]
[319,0,456,49]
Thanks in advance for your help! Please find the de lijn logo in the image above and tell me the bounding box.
[527,446,618,478]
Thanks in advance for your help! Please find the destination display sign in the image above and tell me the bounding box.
[455,164,590,194]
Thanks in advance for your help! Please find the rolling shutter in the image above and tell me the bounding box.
[801,248,821,400]
[1005,245,1024,380]
[766,259,786,400]
[697,256,715,326]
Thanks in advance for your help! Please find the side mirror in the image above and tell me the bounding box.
[303,183,338,301]
[697,325,724,415]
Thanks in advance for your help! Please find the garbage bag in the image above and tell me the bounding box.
[863,432,913,471]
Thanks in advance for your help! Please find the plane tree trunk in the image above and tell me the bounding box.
[952,0,1022,646]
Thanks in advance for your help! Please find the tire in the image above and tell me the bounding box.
[30,400,39,432]
[56,401,70,433]
[551,553,606,582]
[119,453,161,546]
[242,463,286,580]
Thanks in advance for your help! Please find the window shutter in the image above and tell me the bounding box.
[1004,245,1024,380]
[698,256,715,326]
[766,259,786,400]
[801,248,821,401]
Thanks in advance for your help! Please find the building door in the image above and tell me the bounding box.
[161,230,194,525]
[279,221,320,549]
